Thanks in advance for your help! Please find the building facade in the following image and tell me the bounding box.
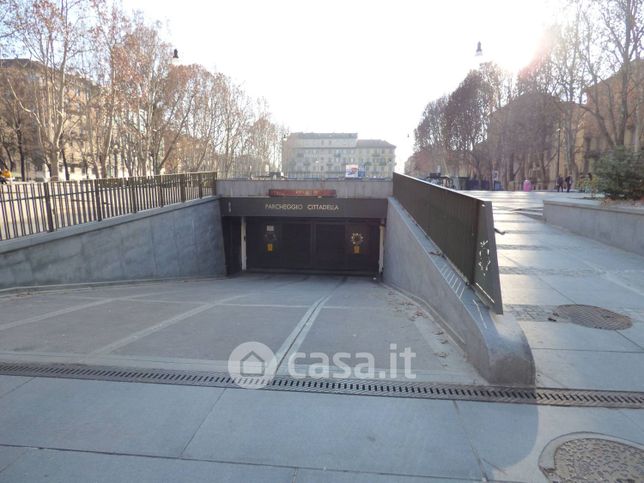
[282,133,396,179]
[581,59,644,171]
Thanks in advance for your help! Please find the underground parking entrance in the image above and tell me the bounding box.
[220,193,387,276]
[0,177,537,387]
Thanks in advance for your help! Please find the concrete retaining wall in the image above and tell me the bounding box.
[0,198,226,290]
[383,197,535,386]
[217,179,392,198]
[544,200,644,256]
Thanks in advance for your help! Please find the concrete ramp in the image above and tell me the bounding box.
[384,197,535,386]
[0,275,484,385]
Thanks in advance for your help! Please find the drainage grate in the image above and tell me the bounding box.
[555,305,633,330]
[0,361,643,409]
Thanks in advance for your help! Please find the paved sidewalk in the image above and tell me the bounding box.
[0,375,642,482]
[471,191,644,392]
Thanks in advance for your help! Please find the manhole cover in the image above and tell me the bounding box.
[540,434,644,482]
[555,305,632,330]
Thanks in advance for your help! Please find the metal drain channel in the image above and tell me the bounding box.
[1,361,643,409]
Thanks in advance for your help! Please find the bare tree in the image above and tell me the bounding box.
[114,17,172,176]
[443,70,496,180]
[0,0,13,52]
[6,0,90,180]
[74,0,132,177]
[241,100,282,176]
[175,68,226,173]
[545,13,590,177]
[0,0,285,180]
[219,80,253,177]
[579,0,643,150]
[414,96,449,174]
[0,64,34,177]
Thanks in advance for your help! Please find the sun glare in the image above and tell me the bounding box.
[484,25,543,74]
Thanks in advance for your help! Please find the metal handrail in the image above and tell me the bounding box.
[393,173,502,314]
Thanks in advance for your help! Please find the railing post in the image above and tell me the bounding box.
[43,182,55,232]
[211,172,217,196]
[93,179,103,221]
[180,173,186,202]
[198,173,203,199]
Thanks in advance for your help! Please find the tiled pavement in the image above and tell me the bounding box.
[0,375,641,482]
[472,191,644,393]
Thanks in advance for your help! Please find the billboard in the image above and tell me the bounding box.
[345,164,359,178]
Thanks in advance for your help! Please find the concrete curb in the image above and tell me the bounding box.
[544,198,644,215]
[383,197,535,386]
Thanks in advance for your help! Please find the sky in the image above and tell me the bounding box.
[123,0,560,171]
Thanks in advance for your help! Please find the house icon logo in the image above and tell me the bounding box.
[228,342,277,389]
[240,350,266,377]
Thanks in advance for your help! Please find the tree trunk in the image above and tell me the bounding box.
[567,142,578,178]
[539,152,548,189]
[17,134,26,181]
[48,151,61,180]
[2,145,14,171]
[61,145,70,181]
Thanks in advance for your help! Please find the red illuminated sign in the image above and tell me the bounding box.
[268,189,336,197]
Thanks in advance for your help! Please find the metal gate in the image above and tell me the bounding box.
[245,217,380,274]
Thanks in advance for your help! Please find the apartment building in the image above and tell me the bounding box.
[282,133,396,178]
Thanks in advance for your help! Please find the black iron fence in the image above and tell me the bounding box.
[0,172,217,241]
[393,173,503,314]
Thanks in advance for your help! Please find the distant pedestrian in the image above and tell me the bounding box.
[0,167,10,184]
[556,175,564,192]
[565,175,572,193]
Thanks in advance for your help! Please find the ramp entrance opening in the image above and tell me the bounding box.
[245,217,379,274]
